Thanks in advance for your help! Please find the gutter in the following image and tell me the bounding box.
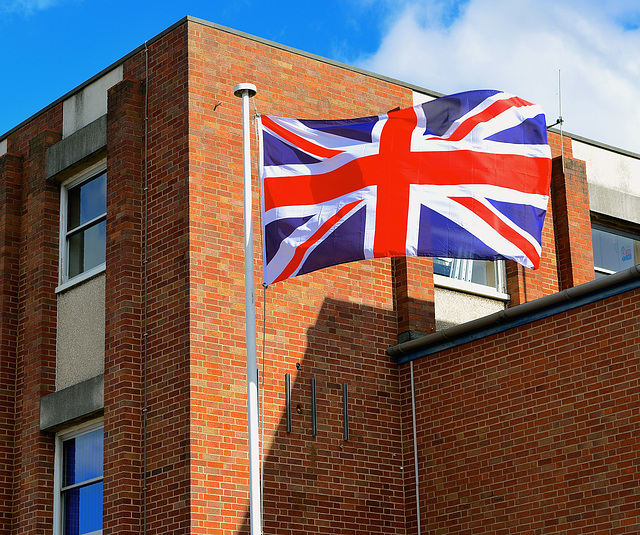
[389,264,640,365]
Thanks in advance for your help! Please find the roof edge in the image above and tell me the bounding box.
[389,264,640,364]
[4,15,638,162]
[0,16,190,142]
[547,127,640,160]
[186,17,444,100]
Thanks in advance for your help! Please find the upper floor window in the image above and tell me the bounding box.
[54,420,103,535]
[434,257,507,297]
[592,225,640,278]
[59,163,106,287]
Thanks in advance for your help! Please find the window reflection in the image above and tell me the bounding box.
[61,427,103,535]
[63,170,107,282]
[592,227,640,277]
[67,173,106,230]
[434,257,500,290]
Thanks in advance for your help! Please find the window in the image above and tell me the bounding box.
[592,225,640,278]
[54,420,103,535]
[59,163,106,287]
[434,257,507,296]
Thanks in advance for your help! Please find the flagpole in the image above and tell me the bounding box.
[233,82,260,535]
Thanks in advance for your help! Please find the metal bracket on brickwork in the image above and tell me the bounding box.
[285,373,292,433]
[311,378,317,437]
[283,372,348,440]
[342,383,349,442]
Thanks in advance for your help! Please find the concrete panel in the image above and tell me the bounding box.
[413,91,437,105]
[435,286,505,331]
[588,182,640,226]
[63,65,123,138]
[45,115,106,181]
[56,273,105,390]
[0,139,6,157]
[40,374,104,431]
[573,140,640,195]
[573,140,640,224]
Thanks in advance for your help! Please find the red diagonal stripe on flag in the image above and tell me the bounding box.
[276,199,361,283]
[441,96,531,142]
[450,196,541,268]
[261,115,345,159]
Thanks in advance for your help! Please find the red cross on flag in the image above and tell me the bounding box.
[259,90,552,285]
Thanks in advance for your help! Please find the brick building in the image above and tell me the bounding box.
[1,16,639,535]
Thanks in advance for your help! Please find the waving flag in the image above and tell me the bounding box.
[259,90,552,285]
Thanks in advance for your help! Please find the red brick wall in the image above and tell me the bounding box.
[548,129,574,160]
[0,152,22,532]
[409,287,640,533]
[104,77,145,535]
[551,156,594,290]
[11,124,61,533]
[141,27,194,533]
[394,257,436,340]
[0,16,612,535]
[187,21,413,534]
[109,26,193,535]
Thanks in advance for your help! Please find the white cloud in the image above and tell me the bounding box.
[1,0,62,15]
[354,0,640,153]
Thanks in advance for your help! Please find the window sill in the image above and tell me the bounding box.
[434,274,510,301]
[56,263,106,294]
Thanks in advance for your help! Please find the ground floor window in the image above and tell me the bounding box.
[54,420,103,535]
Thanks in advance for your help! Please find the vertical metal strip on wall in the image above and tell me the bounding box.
[342,383,349,441]
[411,361,421,534]
[142,41,149,535]
[285,373,292,433]
[311,378,317,437]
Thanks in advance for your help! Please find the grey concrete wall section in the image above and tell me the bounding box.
[45,115,107,181]
[56,274,105,390]
[589,182,640,226]
[435,286,505,331]
[62,65,123,138]
[40,374,104,431]
[573,138,640,225]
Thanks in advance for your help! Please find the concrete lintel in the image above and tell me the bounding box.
[45,115,107,182]
[589,182,640,227]
[40,374,104,431]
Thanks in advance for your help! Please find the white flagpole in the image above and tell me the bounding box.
[233,82,261,535]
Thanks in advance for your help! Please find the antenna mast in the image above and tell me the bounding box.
[558,69,565,171]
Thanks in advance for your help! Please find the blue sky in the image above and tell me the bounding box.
[2,0,639,153]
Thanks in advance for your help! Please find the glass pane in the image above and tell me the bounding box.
[63,428,103,486]
[592,228,640,273]
[67,231,84,280]
[83,221,106,272]
[63,482,103,535]
[67,220,106,279]
[434,257,497,288]
[67,172,106,231]
[433,257,452,277]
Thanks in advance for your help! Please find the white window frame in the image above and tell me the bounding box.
[434,258,509,300]
[57,160,107,293]
[53,418,104,535]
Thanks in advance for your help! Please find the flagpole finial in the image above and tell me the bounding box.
[234,83,257,98]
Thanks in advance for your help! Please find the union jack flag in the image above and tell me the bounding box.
[259,90,552,285]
